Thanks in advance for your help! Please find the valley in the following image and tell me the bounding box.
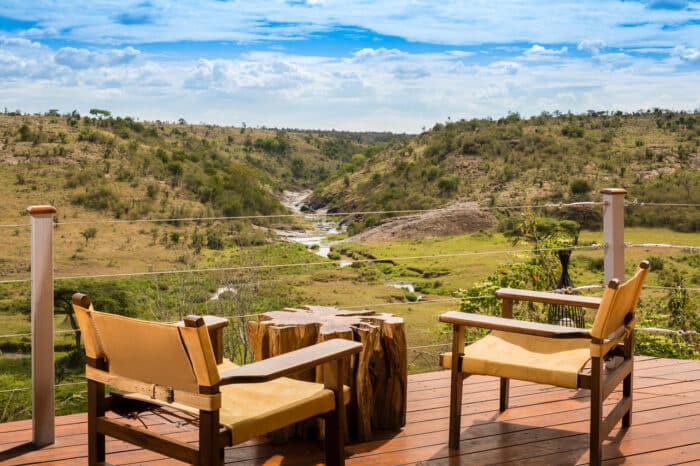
[0,109,698,423]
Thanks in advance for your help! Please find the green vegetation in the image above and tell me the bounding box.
[313,110,700,233]
[0,112,402,227]
[1,109,699,423]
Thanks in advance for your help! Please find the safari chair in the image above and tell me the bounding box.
[71,293,362,466]
[439,261,649,466]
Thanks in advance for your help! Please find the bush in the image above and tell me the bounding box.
[570,179,592,196]
[437,175,460,194]
[561,125,584,138]
[648,256,665,272]
[206,230,224,250]
[71,187,120,211]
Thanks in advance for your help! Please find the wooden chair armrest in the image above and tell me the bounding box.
[175,316,229,363]
[439,311,592,339]
[175,315,229,330]
[219,339,362,384]
[495,288,602,309]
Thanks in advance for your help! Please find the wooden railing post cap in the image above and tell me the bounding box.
[599,188,627,195]
[27,205,57,215]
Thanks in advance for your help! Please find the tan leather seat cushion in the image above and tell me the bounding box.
[122,359,350,445]
[441,331,591,389]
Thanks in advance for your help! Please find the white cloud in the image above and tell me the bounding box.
[0,36,42,48]
[352,48,406,60]
[523,45,568,58]
[672,45,700,61]
[0,2,698,131]
[2,40,697,132]
[578,39,606,54]
[54,46,141,69]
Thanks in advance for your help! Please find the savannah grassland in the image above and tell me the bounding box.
[0,110,699,422]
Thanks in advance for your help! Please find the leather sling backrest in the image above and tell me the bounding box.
[73,304,201,392]
[590,264,649,341]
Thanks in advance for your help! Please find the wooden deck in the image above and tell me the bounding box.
[1,356,699,465]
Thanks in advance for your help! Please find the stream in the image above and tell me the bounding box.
[209,190,415,300]
[275,190,351,266]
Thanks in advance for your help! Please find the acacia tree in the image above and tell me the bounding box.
[81,227,97,246]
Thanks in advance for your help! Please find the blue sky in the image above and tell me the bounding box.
[0,1,699,132]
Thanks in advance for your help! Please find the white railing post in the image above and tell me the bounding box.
[28,205,56,447]
[601,189,626,284]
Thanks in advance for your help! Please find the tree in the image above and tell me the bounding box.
[89,108,111,118]
[17,124,32,142]
[81,227,97,246]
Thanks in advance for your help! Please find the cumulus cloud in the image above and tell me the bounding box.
[487,61,520,75]
[0,36,42,48]
[672,45,700,61]
[523,45,568,58]
[352,48,406,60]
[577,39,606,54]
[54,46,141,69]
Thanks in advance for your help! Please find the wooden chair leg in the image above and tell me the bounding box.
[499,378,510,412]
[448,370,466,450]
[324,395,345,466]
[448,324,466,450]
[622,336,634,428]
[590,356,604,466]
[200,410,223,466]
[87,379,105,466]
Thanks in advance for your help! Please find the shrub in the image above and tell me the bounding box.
[146,183,159,199]
[206,230,224,250]
[561,125,584,138]
[570,179,592,196]
[437,175,460,194]
[71,187,120,211]
[648,256,665,271]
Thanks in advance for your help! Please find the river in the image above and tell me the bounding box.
[275,190,351,266]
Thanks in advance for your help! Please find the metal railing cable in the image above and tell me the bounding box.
[0,296,490,339]
[637,327,699,336]
[0,329,78,339]
[0,200,608,230]
[0,381,85,394]
[626,200,700,208]
[626,243,700,251]
[0,198,697,230]
[563,284,700,293]
[1,341,456,393]
[0,244,604,285]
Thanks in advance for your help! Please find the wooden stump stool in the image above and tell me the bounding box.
[247,305,407,441]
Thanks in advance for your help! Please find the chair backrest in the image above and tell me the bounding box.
[590,261,650,340]
[72,298,220,392]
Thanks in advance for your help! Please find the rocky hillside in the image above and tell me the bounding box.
[311,110,700,232]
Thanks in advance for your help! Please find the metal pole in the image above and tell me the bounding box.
[28,205,56,447]
[601,189,625,284]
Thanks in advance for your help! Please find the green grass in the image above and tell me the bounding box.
[1,226,698,421]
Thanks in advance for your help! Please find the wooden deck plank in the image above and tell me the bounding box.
[0,357,698,465]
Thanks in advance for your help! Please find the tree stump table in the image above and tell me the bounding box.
[246,305,407,441]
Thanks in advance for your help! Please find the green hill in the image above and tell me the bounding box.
[311,110,700,233]
[0,111,400,225]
